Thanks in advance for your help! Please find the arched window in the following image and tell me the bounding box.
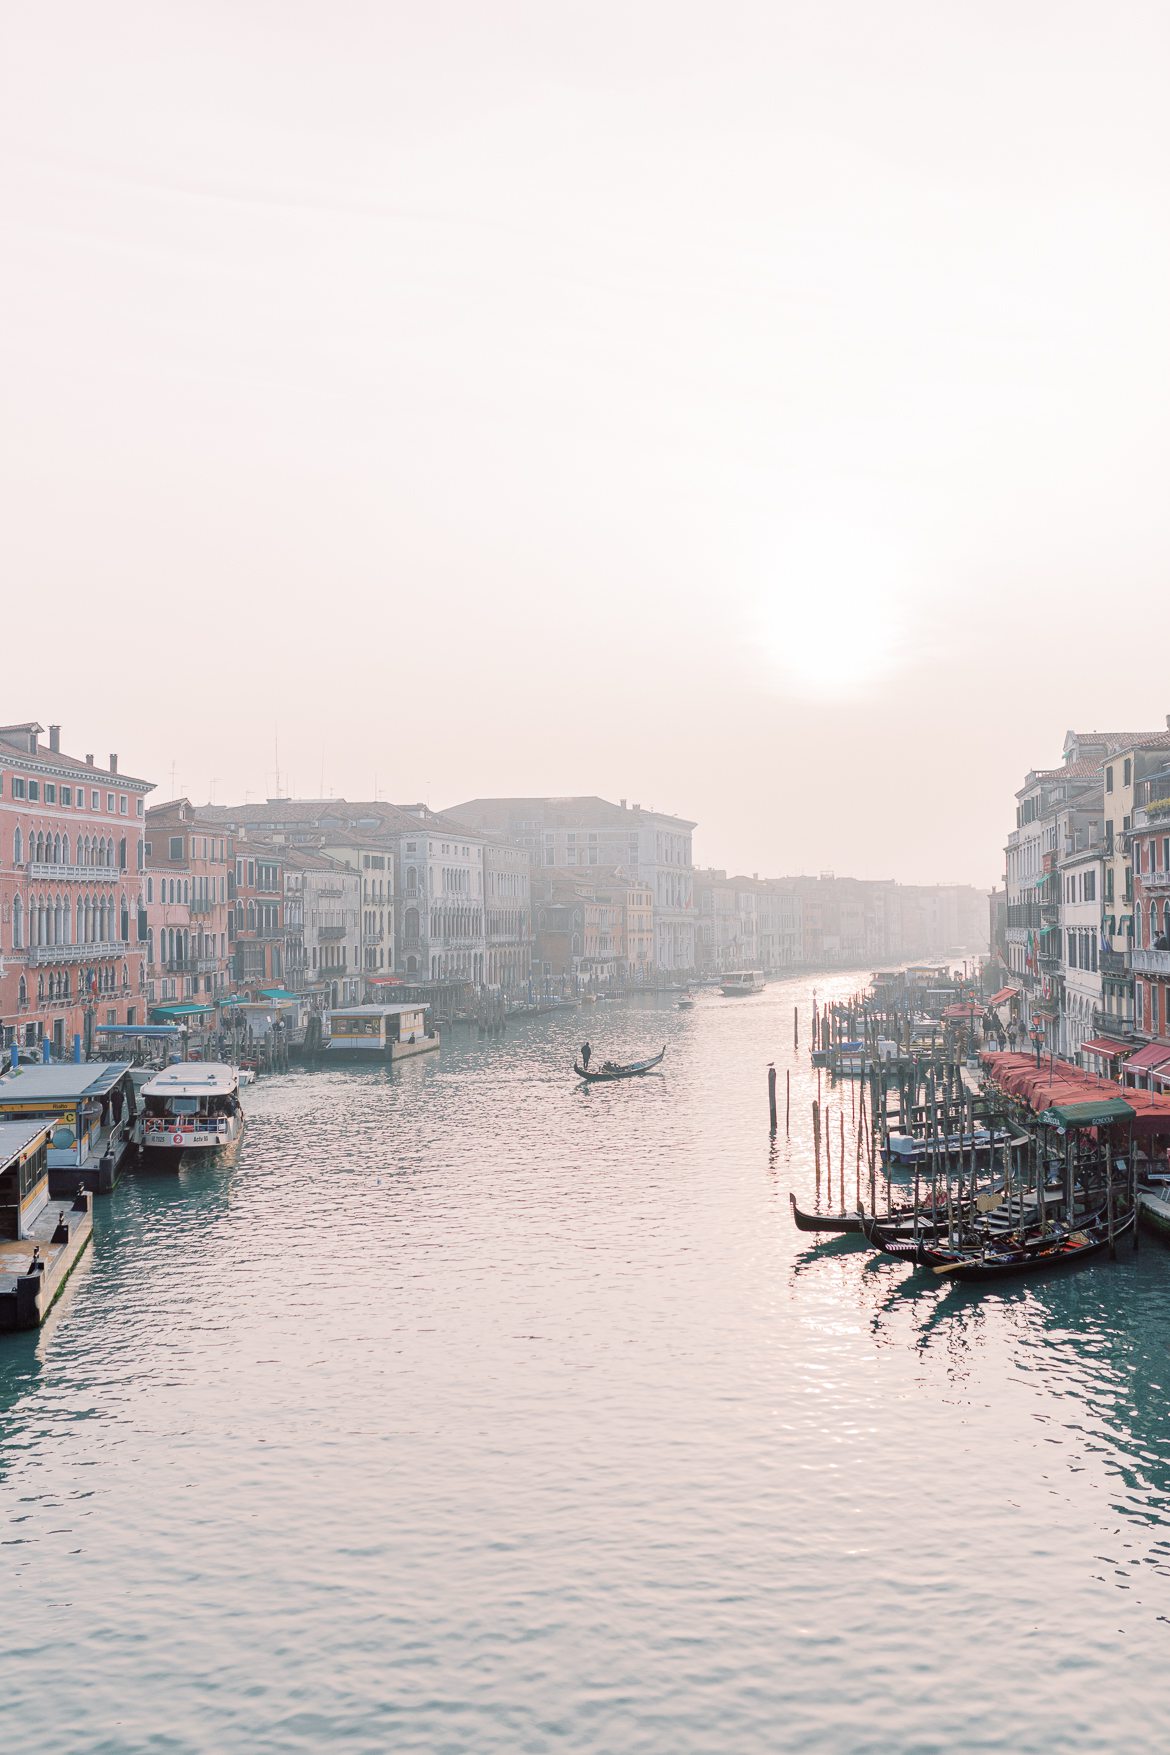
[18,975,27,1006]
[13,826,21,866]
[120,899,130,941]
[1163,900,1170,945]
[146,877,153,903]
[62,835,69,864]
[12,894,23,949]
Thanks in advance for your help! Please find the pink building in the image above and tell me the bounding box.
[0,723,153,1059]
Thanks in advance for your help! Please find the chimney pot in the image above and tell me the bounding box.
[110,753,118,774]
[48,724,60,753]
[85,754,93,766]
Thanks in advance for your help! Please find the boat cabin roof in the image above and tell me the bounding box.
[724,970,763,979]
[0,1120,53,1168]
[0,1063,133,1103]
[331,1003,428,1019]
[141,1063,239,1099]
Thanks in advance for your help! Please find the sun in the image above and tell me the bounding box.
[751,524,907,701]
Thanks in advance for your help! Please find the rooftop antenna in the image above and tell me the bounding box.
[169,760,177,796]
[209,777,219,803]
[274,725,281,799]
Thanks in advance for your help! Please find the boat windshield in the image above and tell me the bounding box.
[154,1095,203,1115]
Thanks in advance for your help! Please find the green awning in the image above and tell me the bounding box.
[259,989,299,1003]
[1039,1098,1135,1128]
[150,1003,214,1019]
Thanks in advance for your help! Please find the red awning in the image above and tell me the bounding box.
[943,1002,982,1019]
[989,987,1019,1006]
[981,1051,1170,1135]
[1081,1038,1130,1057]
[1125,1042,1170,1073]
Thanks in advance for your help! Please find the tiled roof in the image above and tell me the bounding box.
[0,731,152,789]
[447,795,697,831]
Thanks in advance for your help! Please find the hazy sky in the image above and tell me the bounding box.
[5,2,1170,887]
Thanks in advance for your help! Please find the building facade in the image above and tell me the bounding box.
[483,839,531,994]
[447,797,696,975]
[144,800,233,1012]
[0,724,151,1057]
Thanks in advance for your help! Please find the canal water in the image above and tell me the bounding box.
[3,970,1170,1752]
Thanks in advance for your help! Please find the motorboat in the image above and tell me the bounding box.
[720,971,764,996]
[136,1063,244,1157]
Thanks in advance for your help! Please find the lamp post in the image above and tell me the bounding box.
[1030,1020,1045,1068]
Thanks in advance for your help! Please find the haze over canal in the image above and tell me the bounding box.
[3,973,1170,1753]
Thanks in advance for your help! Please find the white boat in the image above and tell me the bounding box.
[136,1063,244,1156]
[720,970,765,996]
[323,1003,440,1062]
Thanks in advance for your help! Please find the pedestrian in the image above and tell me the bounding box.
[581,1041,592,1070]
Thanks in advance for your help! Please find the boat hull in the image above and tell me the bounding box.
[574,1048,665,1082]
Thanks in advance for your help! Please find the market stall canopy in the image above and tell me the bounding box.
[982,1051,1170,1135]
[1080,1037,1130,1057]
[149,1003,214,1018]
[1039,1098,1135,1128]
[943,1002,982,1019]
[1125,1042,1170,1074]
[988,987,1019,1006]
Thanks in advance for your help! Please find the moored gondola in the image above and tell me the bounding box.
[574,1047,666,1082]
[920,1211,1134,1281]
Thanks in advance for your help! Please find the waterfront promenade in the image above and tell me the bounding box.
[2,977,1169,1752]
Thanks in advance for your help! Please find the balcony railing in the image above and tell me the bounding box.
[27,861,117,883]
[1100,949,1129,976]
[29,941,129,965]
[1132,948,1170,976]
[188,897,216,915]
[318,925,347,941]
[1141,870,1170,895]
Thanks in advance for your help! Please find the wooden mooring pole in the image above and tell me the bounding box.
[768,1062,777,1134]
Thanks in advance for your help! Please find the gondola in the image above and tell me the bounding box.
[918,1211,1134,1281]
[789,1191,948,1236]
[574,1046,666,1082]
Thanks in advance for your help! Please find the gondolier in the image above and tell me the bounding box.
[581,1041,592,1070]
[574,1046,666,1082]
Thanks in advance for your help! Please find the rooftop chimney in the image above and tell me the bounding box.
[109,753,118,774]
[620,798,627,809]
[27,728,38,753]
[48,725,60,753]
[85,753,93,766]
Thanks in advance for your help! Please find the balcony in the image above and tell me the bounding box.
[188,897,216,915]
[28,861,120,883]
[1100,948,1129,976]
[29,941,129,965]
[1142,870,1170,895]
[318,959,347,975]
[1132,948,1170,976]
[318,925,347,941]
